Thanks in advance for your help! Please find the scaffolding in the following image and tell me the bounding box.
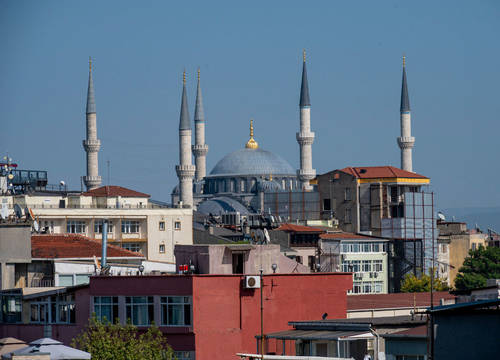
[381,191,437,292]
[259,191,320,222]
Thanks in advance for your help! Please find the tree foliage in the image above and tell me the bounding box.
[400,270,449,292]
[72,316,174,360]
[454,246,500,291]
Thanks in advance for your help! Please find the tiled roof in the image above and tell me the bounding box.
[385,325,427,337]
[31,234,143,259]
[339,166,428,179]
[347,291,455,311]
[320,232,385,240]
[276,224,325,233]
[82,185,150,198]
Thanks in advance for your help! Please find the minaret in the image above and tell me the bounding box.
[175,70,196,207]
[296,50,316,190]
[82,57,102,191]
[397,55,415,172]
[192,68,209,181]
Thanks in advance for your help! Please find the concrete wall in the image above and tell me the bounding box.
[0,224,32,290]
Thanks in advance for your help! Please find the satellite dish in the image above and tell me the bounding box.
[33,220,40,232]
[60,180,65,186]
[437,212,446,221]
[14,204,23,219]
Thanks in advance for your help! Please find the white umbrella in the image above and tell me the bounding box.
[2,338,91,360]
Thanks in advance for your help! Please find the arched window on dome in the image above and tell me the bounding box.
[251,178,256,192]
[230,179,236,193]
[289,179,293,191]
[282,179,286,190]
[240,179,246,193]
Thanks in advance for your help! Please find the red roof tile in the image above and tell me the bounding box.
[339,166,428,179]
[82,185,150,198]
[320,232,384,240]
[347,291,455,311]
[31,234,144,259]
[389,325,427,337]
[276,223,325,233]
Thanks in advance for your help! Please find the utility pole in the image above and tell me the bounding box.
[260,269,264,358]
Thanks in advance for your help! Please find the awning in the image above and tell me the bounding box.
[258,329,374,341]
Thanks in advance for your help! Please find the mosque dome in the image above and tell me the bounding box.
[208,148,295,177]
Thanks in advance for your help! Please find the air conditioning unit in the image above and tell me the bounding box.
[244,275,261,289]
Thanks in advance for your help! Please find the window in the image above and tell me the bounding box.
[174,221,181,230]
[351,260,360,272]
[122,243,142,253]
[122,220,139,233]
[344,208,352,223]
[67,220,86,233]
[344,187,351,201]
[362,243,371,253]
[161,296,192,326]
[352,282,361,294]
[372,243,380,252]
[159,221,165,231]
[174,351,195,360]
[75,274,90,285]
[159,244,165,253]
[30,302,48,323]
[57,294,75,324]
[373,260,383,272]
[94,220,114,233]
[471,243,477,251]
[341,243,350,253]
[374,282,383,293]
[58,274,74,286]
[323,199,331,211]
[94,296,119,323]
[351,243,360,253]
[308,256,317,271]
[390,186,398,202]
[126,296,154,326]
[362,260,371,272]
[440,244,447,253]
[362,282,372,294]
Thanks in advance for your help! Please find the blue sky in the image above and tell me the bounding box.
[1,0,499,209]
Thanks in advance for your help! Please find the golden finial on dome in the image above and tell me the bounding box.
[269,173,273,181]
[245,118,259,149]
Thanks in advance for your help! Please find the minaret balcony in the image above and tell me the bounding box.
[83,139,101,152]
[297,169,316,180]
[84,175,102,189]
[296,132,315,145]
[176,165,195,179]
[397,136,415,149]
[192,144,209,156]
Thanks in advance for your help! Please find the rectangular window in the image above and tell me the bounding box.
[174,221,181,230]
[174,351,195,360]
[30,302,48,323]
[159,221,165,231]
[122,243,142,253]
[159,244,165,253]
[471,243,477,251]
[351,243,360,253]
[122,220,140,233]
[56,294,75,324]
[94,296,119,323]
[352,282,361,294]
[372,243,380,252]
[161,296,192,326]
[362,260,371,272]
[351,260,360,272]
[94,220,114,233]
[344,187,351,201]
[126,296,154,326]
[373,260,383,272]
[440,244,447,253]
[58,275,74,287]
[362,243,371,253]
[341,243,350,253]
[66,220,86,234]
[75,274,90,285]
[374,282,383,293]
[323,198,331,211]
[363,282,372,294]
[390,186,398,203]
[344,208,352,223]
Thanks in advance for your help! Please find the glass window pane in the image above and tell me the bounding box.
[59,275,74,287]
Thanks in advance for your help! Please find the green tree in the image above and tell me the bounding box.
[454,246,500,291]
[72,315,175,360]
[400,270,449,292]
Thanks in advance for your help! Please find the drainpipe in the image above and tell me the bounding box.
[370,327,380,360]
[101,220,108,269]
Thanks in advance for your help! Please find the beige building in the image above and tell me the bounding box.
[316,166,430,236]
[1,185,192,264]
[437,221,488,286]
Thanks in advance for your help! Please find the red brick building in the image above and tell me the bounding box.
[1,273,352,360]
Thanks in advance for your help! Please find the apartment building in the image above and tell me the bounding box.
[1,186,192,263]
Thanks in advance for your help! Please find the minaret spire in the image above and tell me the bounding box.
[193,67,209,181]
[296,50,315,190]
[176,70,196,207]
[83,56,101,191]
[397,55,415,172]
